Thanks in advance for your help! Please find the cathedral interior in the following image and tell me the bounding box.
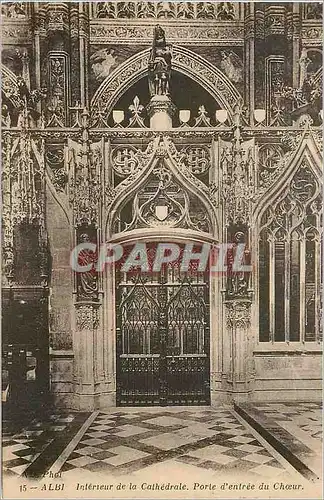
[1,1,323,486]
[1,2,323,417]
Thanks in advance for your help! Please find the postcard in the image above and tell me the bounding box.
[1,1,322,499]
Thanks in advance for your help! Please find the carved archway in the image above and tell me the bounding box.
[105,136,219,241]
[104,136,220,408]
[252,127,323,345]
[1,65,20,107]
[253,128,322,223]
[91,46,242,120]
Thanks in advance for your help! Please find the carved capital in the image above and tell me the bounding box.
[146,97,177,118]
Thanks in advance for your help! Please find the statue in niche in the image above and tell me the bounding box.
[148,25,172,97]
[226,231,251,298]
[299,47,312,89]
[2,104,11,127]
[77,233,98,300]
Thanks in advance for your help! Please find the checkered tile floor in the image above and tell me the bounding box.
[253,402,322,442]
[2,412,80,477]
[59,409,294,480]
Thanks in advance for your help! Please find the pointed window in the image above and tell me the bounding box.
[259,162,322,343]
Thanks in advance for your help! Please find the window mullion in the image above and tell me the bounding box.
[315,239,320,343]
[269,236,275,343]
[300,237,306,344]
[285,237,290,343]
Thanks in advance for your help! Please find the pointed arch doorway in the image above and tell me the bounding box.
[106,137,219,406]
[116,241,210,406]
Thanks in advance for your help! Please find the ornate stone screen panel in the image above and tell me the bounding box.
[258,157,322,344]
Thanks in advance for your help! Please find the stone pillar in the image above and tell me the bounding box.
[147,95,176,130]
[292,3,301,89]
[224,299,255,402]
[244,3,255,125]
[44,2,70,127]
[210,266,228,405]
[73,303,100,410]
[78,2,90,108]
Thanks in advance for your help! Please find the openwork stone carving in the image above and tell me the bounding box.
[256,130,322,199]
[92,2,238,20]
[220,137,255,226]
[111,146,142,176]
[76,304,100,330]
[108,136,217,235]
[1,2,27,18]
[46,145,68,192]
[90,23,244,45]
[2,131,47,283]
[113,160,211,233]
[181,145,210,175]
[226,300,252,329]
[258,143,284,191]
[258,150,322,343]
[303,3,323,20]
[68,112,103,227]
[46,54,69,127]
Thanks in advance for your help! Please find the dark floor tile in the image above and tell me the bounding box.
[14,448,39,458]
[3,457,30,468]
[225,448,249,459]
[91,450,115,461]
[60,462,77,472]
[83,461,115,474]
[266,458,285,469]
[65,451,81,461]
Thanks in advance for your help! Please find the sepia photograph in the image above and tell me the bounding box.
[1,1,323,498]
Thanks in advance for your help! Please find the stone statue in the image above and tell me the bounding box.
[148,25,172,97]
[226,231,251,298]
[77,233,98,299]
[299,47,311,89]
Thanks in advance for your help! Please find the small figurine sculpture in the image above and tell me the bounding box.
[77,233,98,299]
[226,231,251,298]
[148,25,172,97]
[299,47,311,89]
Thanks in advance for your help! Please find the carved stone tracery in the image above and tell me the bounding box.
[108,135,217,236]
[92,2,238,21]
[2,130,47,284]
[76,304,100,330]
[220,137,255,226]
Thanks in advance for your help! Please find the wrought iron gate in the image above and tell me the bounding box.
[116,246,210,406]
